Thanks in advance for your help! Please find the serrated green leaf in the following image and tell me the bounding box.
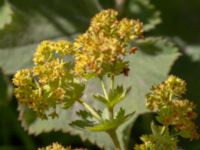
[63,83,85,109]
[0,0,13,29]
[76,110,93,120]
[19,37,179,150]
[70,110,95,128]
[108,86,123,107]
[70,120,94,129]
[108,86,131,108]
[122,0,161,31]
[93,94,108,105]
[115,108,126,119]
[115,108,135,122]
[87,108,135,132]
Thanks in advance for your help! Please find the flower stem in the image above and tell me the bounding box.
[110,75,115,90]
[100,79,109,100]
[108,130,121,150]
[78,99,101,121]
[161,126,167,135]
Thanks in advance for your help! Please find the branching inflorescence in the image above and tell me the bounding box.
[135,75,199,150]
[13,9,142,120]
[13,9,199,150]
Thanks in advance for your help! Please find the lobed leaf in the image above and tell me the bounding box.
[18,37,179,149]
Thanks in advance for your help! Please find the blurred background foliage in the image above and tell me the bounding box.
[0,0,200,149]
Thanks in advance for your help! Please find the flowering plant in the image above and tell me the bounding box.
[12,9,199,150]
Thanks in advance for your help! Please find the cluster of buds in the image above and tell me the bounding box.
[38,142,70,150]
[13,41,84,119]
[13,9,142,119]
[74,9,143,77]
[134,134,178,150]
[146,75,199,140]
[38,142,84,150]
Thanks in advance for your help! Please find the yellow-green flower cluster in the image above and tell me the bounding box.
[38,142,69,150]
[38,142,76,150]
[134,134,178,150]
[38,142,84,150]
[13,9,142,119]
[74,9,143,77]
[13,40,82,119]
[33,40,74,65]
[146,75,199,140]
[146,75,186,110]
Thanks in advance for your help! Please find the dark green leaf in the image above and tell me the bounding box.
[0,68,11,103]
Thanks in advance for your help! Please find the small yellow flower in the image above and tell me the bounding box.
[33,40,73,65]
[146,75,199,140]
[38,142,76,150]
[38,142,85,150]
[134,134,178,150]
[13,40,82,119]
[74,9,143,77]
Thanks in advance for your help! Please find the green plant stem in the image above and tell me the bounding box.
[109,75,115,119]
[78,99,101,121]
[108,107,114,119]
[161,126,167,135]
[99,76,121,149]
[110,75,115,90]
[108,76,121,149]
[108,130,121,150]
[100,79,109,100]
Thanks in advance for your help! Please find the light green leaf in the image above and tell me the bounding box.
[108,86,131,108]
[19,37,179,149]
[116,37,179,149]
[87,108,134,132]
[151,121,163,136]
[87,120,119,132]
[0,0,13,29]
[63,83,85,109]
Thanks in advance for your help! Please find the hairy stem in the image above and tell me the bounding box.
[78,99,101,121]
